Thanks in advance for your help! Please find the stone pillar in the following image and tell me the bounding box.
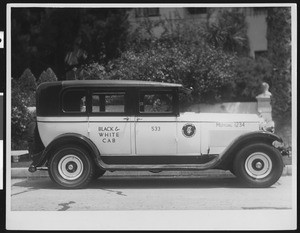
[256,82,272,122]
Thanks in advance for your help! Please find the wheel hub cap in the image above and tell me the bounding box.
[58,155,83,180]
[255,161,263,170]
[66,162,77,173]
[245,152,272,179]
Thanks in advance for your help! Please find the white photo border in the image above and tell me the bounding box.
[6,3,297,230]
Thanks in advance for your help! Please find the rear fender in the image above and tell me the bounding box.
[214,131,283,169]
[31,133,102,169]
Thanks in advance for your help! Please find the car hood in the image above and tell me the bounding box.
[178,112,261,123]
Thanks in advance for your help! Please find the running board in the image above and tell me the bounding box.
[29,156,221,172]
[97,156,220,171]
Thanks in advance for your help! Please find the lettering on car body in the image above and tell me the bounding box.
[98,126,120,143]
[216,122,245,128]
[151,126,161,131]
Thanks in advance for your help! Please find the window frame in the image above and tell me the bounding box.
[88,88,132,116]
[136,88,179,116]
[59,87,179,117]
[60,88,88,116]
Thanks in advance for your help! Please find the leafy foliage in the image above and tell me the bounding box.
[37,67,58,85]
[76,63,106,80]
[266,7,291,122]
[108,39,237,104]
[11,70,37,150]
[11,8,44,79]
[203,9,250,56]
[18,68,37,106]
[233,57,273,101]
[11,68,59,150]
[11,8,130,80]
[77,9,253,104]
[18,68,37,93]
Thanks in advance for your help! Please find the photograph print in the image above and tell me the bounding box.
[6,3,296,230]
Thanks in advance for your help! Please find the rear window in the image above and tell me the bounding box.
[62,89,87,113]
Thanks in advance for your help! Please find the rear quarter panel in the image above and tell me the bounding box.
[37,116,89,147]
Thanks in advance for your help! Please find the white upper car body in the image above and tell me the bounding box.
[38,112,260,157]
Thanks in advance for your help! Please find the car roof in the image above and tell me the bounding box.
[37,80,192,95]
[60,80,183,88]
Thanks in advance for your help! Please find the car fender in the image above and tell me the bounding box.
[33,133,103,169]
[214,131,283,169]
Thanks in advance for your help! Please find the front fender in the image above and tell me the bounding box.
[214,131,283,169]
[29,133,102,170]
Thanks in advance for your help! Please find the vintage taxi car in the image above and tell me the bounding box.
[28,80,286,188]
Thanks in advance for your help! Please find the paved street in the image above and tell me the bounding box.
[10,175,293,211]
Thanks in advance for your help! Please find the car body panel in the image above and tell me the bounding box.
[135,116,178,155]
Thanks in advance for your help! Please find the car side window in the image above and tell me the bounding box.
[92,92,125,113]
[139,92,173,113]
[62,89,86,113]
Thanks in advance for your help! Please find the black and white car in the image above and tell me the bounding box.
[28,80,287,188]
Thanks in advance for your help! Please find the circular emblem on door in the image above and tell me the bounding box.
[182,124,196,137]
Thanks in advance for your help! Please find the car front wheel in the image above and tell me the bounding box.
[48,146,94,188]
[233,143,283,188]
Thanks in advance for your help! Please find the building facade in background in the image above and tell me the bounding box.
[128,7,268,58]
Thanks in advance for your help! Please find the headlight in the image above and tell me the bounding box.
[259,120,275,133]
[272,140,285,149]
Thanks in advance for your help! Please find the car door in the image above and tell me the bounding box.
[135,90,177,155]
[88,90,133,156]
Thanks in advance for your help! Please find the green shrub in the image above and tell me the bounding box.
[37,68,58,85]
[12,67,59,150]
[11,74,36,150]
[267,7,291,122]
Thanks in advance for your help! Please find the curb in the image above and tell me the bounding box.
[11,165,293,179]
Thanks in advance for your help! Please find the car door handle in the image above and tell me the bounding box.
[137,117,143,121]
[123,117,129,121]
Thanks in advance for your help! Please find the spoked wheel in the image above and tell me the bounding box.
[233,143,283,188]
[48,146,94,189]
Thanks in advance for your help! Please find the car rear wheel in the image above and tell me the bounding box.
[233,143,283,188]
[48,146,94,188]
